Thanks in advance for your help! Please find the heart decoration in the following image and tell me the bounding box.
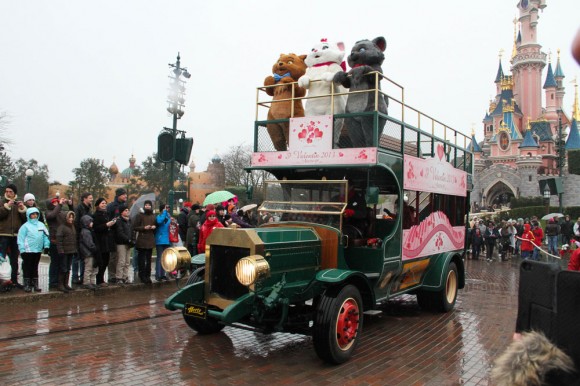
[436,144,444,161]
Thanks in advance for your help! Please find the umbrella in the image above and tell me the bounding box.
[240,203,257,212]
[203,190,236,206]
[541,213,564,220]
[129,193,156,221]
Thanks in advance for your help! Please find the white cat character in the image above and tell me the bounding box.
[298,39,347,146]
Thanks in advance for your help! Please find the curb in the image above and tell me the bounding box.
[0,280,178,305]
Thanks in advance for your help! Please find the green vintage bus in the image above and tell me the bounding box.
[163,71,473,364]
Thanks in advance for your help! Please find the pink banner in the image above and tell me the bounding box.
[252,115,377,167]
[402,211,465,260]
[403,144,467,197]
[251,147,377,167]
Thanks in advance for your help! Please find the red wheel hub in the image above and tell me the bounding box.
[336,298,360,350]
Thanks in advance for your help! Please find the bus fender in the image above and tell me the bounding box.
[316,269,375,310]
[421,252,465,292]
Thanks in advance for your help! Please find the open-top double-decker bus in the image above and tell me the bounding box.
[163,70,473,364]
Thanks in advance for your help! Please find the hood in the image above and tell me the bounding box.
[80,215,93,228]
[524,224,531,232]
[26,207,40,222]
[65,211,75,224]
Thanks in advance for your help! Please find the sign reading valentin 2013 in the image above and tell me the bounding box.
[251,115,377,167]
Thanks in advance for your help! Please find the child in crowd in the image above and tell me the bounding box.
[17,207,50,292]
[114,205,133,284]
[56,211,77,293]
[79,215,99,290]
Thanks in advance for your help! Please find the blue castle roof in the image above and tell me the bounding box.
[470,135,483,153]
[530,121,553,141]
[555,58,565,79]
[491,88,523,117]
[495,60,504,83]
[566,119,580,150]
[543,63,557,88]
[520,129,539,148]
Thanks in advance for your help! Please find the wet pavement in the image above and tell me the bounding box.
[0,258,545,385]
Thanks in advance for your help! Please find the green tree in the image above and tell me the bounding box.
[221,144,272,193]
[13,158,50,200]
[0,151,16,182]
[140,153,185,202]
[68,158,110,202]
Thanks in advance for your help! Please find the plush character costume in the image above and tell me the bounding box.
[298,39,347,147]
[333,36,388,148]
[264,53,307,151]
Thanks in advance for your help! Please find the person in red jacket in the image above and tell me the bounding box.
[520,223,535,260]
[568,239,580,271]
[197,210,224,254]
[531,221,544,261]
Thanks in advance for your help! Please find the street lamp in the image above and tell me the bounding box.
[25,169,34,193]
[543,185,551,215]
[165,53,190,213]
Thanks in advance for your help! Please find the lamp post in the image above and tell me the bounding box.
[165,53,191,213]
[543,185,551,216]
[25,168,34,193]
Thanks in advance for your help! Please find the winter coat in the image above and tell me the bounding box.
[568,247,580,271]
[197,217,224,253]
[74,202,92,234]
[79,215,99,259]
[472,230,483,247]
[560,220,574,237]
[177,207,189,242]
[532,226,544,246]
[231,211,252,228]
[17,208,50,253]
[545,222,560,237]
[0,194,27,237]
[484,227,499,245]
[106,197,125,219]
[186,210,201,248]
[133,210,156,249]
[92,209,115,253]
[114,216,133,246]
[521,224,535,252]
[155,209,172,245]
[45,199,72,244]
[56,212,77,254]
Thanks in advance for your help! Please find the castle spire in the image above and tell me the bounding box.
[554,49,565,79]
[511,17,518,59]
[495,50,505,83]
[573,78,580,122]
[543,62,557,89]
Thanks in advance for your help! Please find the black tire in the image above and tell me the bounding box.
[313,284,363,364]
[185,266,205,286]
[417,261,458,313]
[181,266,224,334]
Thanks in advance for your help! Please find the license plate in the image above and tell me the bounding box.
[184,303,207,319]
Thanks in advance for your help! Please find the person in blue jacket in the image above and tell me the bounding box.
[17,207,50,292]
[155,202,172,282]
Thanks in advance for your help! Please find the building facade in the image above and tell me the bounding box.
[472,0,580,210]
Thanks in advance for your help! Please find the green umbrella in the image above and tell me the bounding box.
[203,190,236,206]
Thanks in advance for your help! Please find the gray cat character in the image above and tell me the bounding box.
[333,36,388,148]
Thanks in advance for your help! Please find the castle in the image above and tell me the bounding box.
[471,0,580,211]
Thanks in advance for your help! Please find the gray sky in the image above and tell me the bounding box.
[1,0,578,183]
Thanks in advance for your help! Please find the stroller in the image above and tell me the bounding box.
[499,234,511,261]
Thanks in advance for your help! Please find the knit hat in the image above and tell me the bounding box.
[191,204,200,211]
[206,210,217,217]
[115,188,127,197]
[144,200,153,207]
[95,197,106,207]
[206,204,215,211]
[51,197,60,205]
[183,202,192,208]
[23,193,36,202]
[118,204,128,214]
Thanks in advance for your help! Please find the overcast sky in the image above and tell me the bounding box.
[1,0,578,184]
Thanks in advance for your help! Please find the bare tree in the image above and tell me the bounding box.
[0,111,12,151]
[220,144,273,189]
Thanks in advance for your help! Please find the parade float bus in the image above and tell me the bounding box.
[163,71,473,364]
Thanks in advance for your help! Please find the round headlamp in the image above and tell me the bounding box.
[235,255,270,287]
[161,246,191,272]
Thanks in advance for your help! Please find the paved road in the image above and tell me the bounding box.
[0,259,526,385]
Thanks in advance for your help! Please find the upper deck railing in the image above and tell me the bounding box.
[254,71,473,174]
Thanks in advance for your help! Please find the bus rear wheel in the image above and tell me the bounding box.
[313,284,363,364]
[417,262,458,313]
